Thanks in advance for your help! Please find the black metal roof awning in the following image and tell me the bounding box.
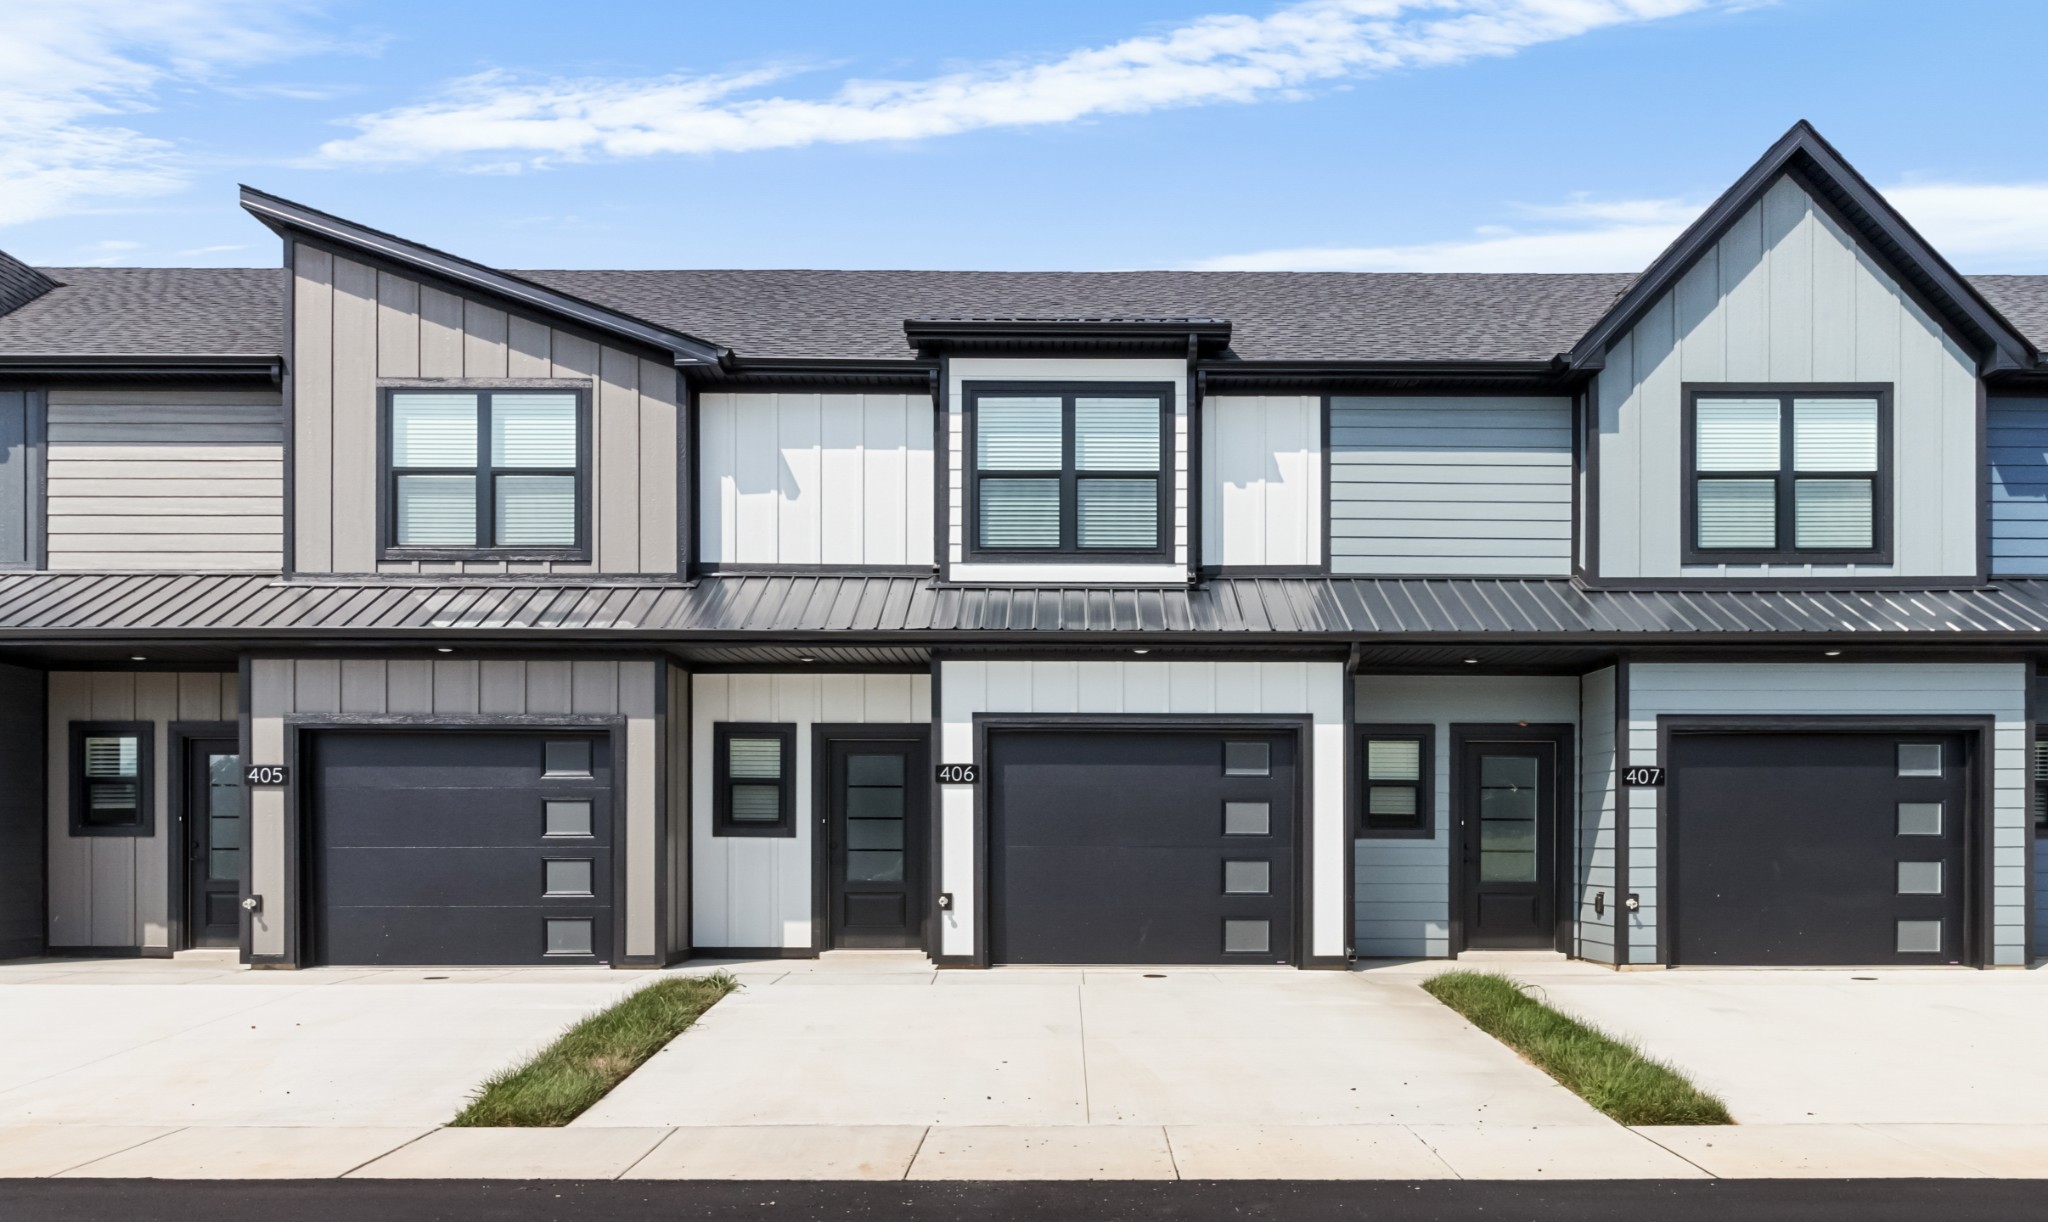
[0,573,2046,646]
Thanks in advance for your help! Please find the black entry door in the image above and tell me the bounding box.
[824,734,927,949]
[1457,735,1560,949]
[989,729,1297,965]
[1670,732,1971,965]
[184,737,243,948]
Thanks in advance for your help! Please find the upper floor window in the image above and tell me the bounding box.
[382,389,587,559]
[964,383,1171,560]
[1683,386,1890,564]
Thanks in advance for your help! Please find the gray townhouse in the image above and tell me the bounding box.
[0,121,2042,973]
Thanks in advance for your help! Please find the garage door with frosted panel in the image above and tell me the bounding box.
[1669,732,1969,966]
[988,729,1296,965]
[311,731,612,965]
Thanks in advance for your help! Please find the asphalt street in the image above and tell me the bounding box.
[2,1179,2042,1222]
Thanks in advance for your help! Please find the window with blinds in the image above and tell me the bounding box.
[70,723,152,835]
[1686,389,1887,562]
[967,385,1169,558]
[1358,726,1433,837]
[386,389,584,554]
[714,723,796,837]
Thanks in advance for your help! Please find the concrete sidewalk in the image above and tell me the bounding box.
[6,1121,2048,1180]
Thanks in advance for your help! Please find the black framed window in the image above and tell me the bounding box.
[1358,724,1432,838]
[70,721,153,837]
[1683,385,1891,564]
[713,723,796,837]
[964,382,1172,560]
[382,388,588,559]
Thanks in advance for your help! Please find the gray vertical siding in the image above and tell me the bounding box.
[666,663,691,956]
[0,662,46,958]
[1352,675,1579,959]
[44,388,283,571]
[0,390,37,568]
[1989,396,2048,576]
[246,657,667,964]
[293,243,681,576]
[1595,174,1979,579]
[1627,662,2029,967]
[46,671,238,951]
[1329,396,1572,577]
[1576,667,1617,964]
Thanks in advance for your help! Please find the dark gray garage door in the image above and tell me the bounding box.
[1670,732,1970,966]
[311,731,612,966]
[988,729,1296,965]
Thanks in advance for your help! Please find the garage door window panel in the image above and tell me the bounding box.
[966,384,1171,560]
[70,722,153,836]
[714,723,796,837]
[1684,387,1889,564]
[383,388,588,561]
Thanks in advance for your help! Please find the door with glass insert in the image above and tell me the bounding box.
[1456,734,1560,949]
[825,734,928,949]
[184,737,244,948]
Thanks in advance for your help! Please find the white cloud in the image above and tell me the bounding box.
[314,0,1716,168]
[1886,182,2048,267]
[0,1,320,227]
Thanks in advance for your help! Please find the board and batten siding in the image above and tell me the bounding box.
[1577,667,1618,965]
[938,660,1347,962]
[1595,174,1979,579]
[1625,662,2029,967]
[247,658,670,963]
[44,388,283,571]
[292,242,680,575]
[1202,395,1321,568]
[946,358,1189,584]
[690,673,931,951]
[1329,396,1571,577]
[698,392,935,568]
[1988,396,2048,575]
[0,390,41,568]
[46,671,238,952]
[1352,675,1579,959]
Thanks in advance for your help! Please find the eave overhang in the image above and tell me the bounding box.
[0,353,282,384]
[904,316,1232,359]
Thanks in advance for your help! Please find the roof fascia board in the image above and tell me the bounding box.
[1565,121,2037,373]
[240,186,727,367]
[904,317,1232,358]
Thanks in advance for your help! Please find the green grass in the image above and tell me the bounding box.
[450,972,738,1127]
[1421,971,1732,1127]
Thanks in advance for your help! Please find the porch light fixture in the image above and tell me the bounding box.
[435,647,454,653]
[1132,648,1150,655]
[797,656,816,663]
[1462,658,1478,664]
[129,655,146,661]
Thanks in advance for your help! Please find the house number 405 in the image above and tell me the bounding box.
[243,764,290,786]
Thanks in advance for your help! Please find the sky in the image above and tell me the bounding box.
[4,0,2047,274]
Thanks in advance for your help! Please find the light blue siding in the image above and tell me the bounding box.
[1989,397,2048,576]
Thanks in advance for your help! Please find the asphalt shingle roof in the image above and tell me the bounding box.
[0,267,284,357]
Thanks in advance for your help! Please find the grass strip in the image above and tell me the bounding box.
[451,971,738,1127]
[1421,970,1732,1126]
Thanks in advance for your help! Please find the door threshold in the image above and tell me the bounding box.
[171,948,241,966]
[1454,949,1569,962]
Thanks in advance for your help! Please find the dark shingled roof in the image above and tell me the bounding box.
[0,267,283,357]
[0,252,56,317]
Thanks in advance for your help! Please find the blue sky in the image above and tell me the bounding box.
[5,0,2047,273]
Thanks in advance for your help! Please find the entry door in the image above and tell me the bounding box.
[184,737,244,948]
[1457,736,1558,949]
[825,736,928,949]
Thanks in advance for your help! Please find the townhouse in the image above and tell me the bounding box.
[0,121,2040,972]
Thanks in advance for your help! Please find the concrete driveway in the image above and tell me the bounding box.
[577,956,1601,1128]
[1434,961,2048,1125]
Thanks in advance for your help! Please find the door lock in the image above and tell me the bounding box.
[936,892,953,911]
[240,895,262,913]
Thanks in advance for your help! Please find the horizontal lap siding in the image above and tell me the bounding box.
[1989,397,2048,574]
[1329,397,1571,577]
[1353,675,1579,959]
[45,390,283,571]
[699,392,934,567]
[1627,662,2029,966]
[1596,175,1978,580]
[1203,395,1321,568]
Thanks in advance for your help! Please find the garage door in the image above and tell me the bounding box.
[988,729,1296,965]
[311,731,612,966]
[1669,732,1970,966]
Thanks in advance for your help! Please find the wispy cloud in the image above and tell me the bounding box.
[0,0,324,227]
[1192,181,2048,273]
[314,0,1716,168]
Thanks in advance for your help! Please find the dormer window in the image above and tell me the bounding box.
[963,383,1172,560]
[1683,386,1890,565]
[381,388,588,560]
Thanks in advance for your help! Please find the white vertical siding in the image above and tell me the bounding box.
[1202,395,1321,568]
[1627,662,2029,966]
[1595,175,1979,579]
[1351,675,1580,959]
[1988,397,2048,575]
[939,660,1347,961]
[697,393,935,567]
[1330,396,1572,577]
[946,358,1188,584]
[690,673,931,951]
[1577,667,1617,964]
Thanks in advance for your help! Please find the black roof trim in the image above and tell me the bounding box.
[0,354,281,383]
[1198,357,1573,394]
[239,186,727,367]
[1566,121,2037,373]
[695,357,938,392]
[904,316,1232,358]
